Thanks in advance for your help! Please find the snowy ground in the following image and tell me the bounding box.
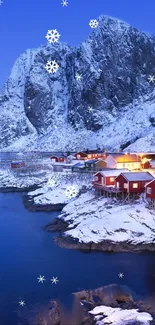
[27,172,93,205]
[58,191,155,246]
[0,169,51,189]
[89,305,153,325]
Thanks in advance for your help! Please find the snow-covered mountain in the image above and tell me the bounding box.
[1,15,155,152]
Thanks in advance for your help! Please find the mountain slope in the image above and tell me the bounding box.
[1,15,155,152]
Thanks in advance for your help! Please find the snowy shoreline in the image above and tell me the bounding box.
[45,191,155,253]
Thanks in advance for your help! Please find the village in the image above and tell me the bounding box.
[3,150,155,209]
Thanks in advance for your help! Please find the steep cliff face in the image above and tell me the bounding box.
[1,15,155,151]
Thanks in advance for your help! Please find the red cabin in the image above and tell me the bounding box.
[141,159,150,169]
[145,179,155,200]
[11,161,26,169]
[93,169,129,188]
[74,152,87,160]
[115,172,154,193]
[50,155,66,163]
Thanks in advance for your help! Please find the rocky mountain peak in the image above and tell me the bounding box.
[0,15,155,152]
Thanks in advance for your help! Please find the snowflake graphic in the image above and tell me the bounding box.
[61,0,68,6]
[45,60,59,74]
[118,272,124,278]
[88,105,93,112]
[65,185,79,199]
[75,73,82,81]
[47,176,58,188]
[37,275,46,283]
[45,29,61,43]
[19,300,25,307]
[89,19,99,28]
[148,75,155,83]
[0,0,3,5]
[51,276,59,284]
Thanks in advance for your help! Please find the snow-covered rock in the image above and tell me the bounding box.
[90,305,153,325]
[57,192,155,249]
[1,15,155,151]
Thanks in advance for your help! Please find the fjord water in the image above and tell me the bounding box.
[0,192,155,324]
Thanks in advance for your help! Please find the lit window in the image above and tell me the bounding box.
[110,177,114,182]
[87,155,91,159]
[124,183,128,189]
[133,183,138,188]
[147,187,152,194]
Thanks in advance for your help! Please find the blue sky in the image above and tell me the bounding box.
[0,0,155,88]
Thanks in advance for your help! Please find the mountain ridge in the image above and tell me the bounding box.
[0,15,155,152]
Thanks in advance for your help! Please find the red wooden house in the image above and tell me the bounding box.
[93,169,129,188]
[11,161,26,169]
[50,155,66,163]
[115,172,154,193]
[74,152,87,160]
[141,158,151,169]
[87,152,107,159]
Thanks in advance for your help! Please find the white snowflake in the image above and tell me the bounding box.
[45,29,61,43]
[51,276,59,284]
[19,300,25,307]
[65,185,79,199]
[118,272,124,278]
[47,176,58,188]
[61,0,68,6]
[89,19,99,28]
[148,75,155,83]
[88,105,93,112]
[0,0,3,5]
[75,73,82,81]
[37,275,46,283]
[45,60,59,74]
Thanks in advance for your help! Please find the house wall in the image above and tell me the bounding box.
[75,152,87,159]
[115,175,128,192]
[116,162,141,170]
[141,161,150,169]
[96,160,107,169]
[105,155,117,168]
[93,172,103,183]
[146,181,155,199]
[105,176,116,186]
[128,181,147,193]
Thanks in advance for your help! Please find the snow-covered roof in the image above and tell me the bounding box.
[86,159,99,163]
[96,169,129,177]
[120,172,154,182]
[111,154,141,163]
[72,163,85,168]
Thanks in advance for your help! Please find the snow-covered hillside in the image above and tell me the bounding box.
[1,15,155,151]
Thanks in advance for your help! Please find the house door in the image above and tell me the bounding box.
[116,182,120,188]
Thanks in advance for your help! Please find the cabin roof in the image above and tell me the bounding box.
[72,162,85,168]
[86,159,99,163]
[119,172,154,182]
[108,154,141,163]
[96,169,129,177]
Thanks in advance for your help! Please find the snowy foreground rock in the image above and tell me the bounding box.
[90,306,153,325]
[51,192,155,252]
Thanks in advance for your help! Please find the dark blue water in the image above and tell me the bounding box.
[0,192,155,324]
